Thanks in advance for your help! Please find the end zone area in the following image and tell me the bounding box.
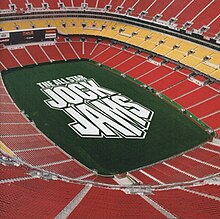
[3,60,210,175]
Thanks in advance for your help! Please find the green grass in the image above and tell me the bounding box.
[3,60,210,175]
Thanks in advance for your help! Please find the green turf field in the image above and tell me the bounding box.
[3,60,210,175]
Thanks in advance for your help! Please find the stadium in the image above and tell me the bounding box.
[0,0,220,218]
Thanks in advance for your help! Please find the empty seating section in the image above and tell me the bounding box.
[56,42,79,60]
[0,49,20,69]
[175,0,211,27]
[0,103,18,113]
[15,148,69,166]
[0,178,84,219]
[1,135,53,151]
[189,1,220,30]
[93,46,121,63]
[131,0,155,16]
[0,63,6,72]
[163,80,199,99]
[205,16,220,38]
[186,148,220,167]
[202,112,220,131]
[87,0,97,8]
[204,143,220,153]
[68,187,166,219]
[10,48,35,66]
[103,50,134,68]
[115,55,145,73]
[0,87,8,95]
[209,82,220,91]
[139,66,173,84]
[61,0,73,7]
[0,0,10,10]
[73,0,83,7]
[0,94,12,103]
[126,61,156,78]
[43,160,89,178]
[0,4,220,217]
[28,0,43,8]
[109,0,124,12]
[0,164,27,180]
[159,0,192,21]
[84,42,99,59]
[26,45,50,63]
[150,72,186,91]
[70,41,83,58]
[141,163,195,184]
[130,170,159,185]
[189,185,220,197]
[83,175,117,185]
[89,43,110,57]
[120,0,137,14]
[150,189,220,219]
[10,0,27,10]
[194,75,207,83]
[0,112,27,123]
[166,156,219,178]
[46,0,60,9]
[41,44,64,61]
[145,0,175,20]
[0,124,38,135]
[189,95,220,118]
[175,86,218,108]
[97,0,110,9]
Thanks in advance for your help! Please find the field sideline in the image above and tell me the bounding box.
[3,60,210,175]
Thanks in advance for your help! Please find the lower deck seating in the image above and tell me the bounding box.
[0,103,19,113]
[189,95,220,118]
[26,45,50,63]
[188,184,220,197]
[1,135,53,151]
[93,46,121,63]
[41,44,65,61]
[162,80,199,99]
[130,170,159,185]
[43,160,90,178]
[0,178,84,219]
[166,156,219,178]
[115,55,146,73]
[125,61,156,78]
[0,49,20,69]
[10,48,35,66]
[185,148,220,167]
[141,163,195,184]
[15,147,69,166]
[175,86,218,108]
[103,50,134,68]
[83,175,117,185]
[0,123,38,135]
[150,72,186,91]
[56,42,79,60]
[203,143,220,153]
[138,66,174,85]
[150,188,220,219]
[68,187,166,219]
[0,163,28,180]
[0,112,27,123]
[202,112,220,130]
